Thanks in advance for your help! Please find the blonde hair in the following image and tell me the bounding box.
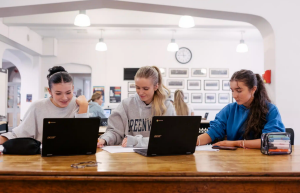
[135,66,170,116]
[88,92,102,103]
[174,90,188,116]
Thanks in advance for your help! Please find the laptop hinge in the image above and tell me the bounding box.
[86,152,92,154]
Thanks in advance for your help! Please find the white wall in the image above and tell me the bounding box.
[41,38,263,119]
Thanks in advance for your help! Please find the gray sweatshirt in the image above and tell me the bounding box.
[88,101,106,118]
[100,93,176,148]
[1,97,89,142]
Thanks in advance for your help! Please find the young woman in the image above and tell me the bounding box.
[174,89,194,116]
[196,69,285,149]
[98,66,175,148]
[0,66,89,144]
[88,92,106,118]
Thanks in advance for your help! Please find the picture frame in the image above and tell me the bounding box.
[159,67,167,77]
[166,79,185,89]
[169,68,189,78]
[209,68,229,78]
[204,80,219,90]
[187,80,201,90]
[128,92,135,98]
[191,68,207,77]
[128,82,136,92]
[205,93,216,103]
[191,93,202,103]
[184,93,189,103]
[222,80,230,91]
[168,92,175,101]
[219,93,230,104]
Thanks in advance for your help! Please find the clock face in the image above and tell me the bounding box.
[175,47,192,64]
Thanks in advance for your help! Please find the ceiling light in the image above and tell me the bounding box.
[167,31,179,52]
[74,10,90,27]
[236,32,248,53]
[178,16,195,28]
[95,30,107,51]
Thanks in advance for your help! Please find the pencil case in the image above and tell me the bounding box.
[261,132,292,155]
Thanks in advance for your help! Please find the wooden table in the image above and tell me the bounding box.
[1,146,299,193]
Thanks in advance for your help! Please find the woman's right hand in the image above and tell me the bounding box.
[0,136,8,145]
[97,138,106,148]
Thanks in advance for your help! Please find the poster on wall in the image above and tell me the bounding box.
[93,86,105,107]
[110,86,121,103]
[26,94,32,102]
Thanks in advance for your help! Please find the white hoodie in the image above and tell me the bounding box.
[100,93,175,147]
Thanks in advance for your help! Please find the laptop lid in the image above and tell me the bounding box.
[42,118,100,157]
[146,116,201,156]
[103,109,112,118]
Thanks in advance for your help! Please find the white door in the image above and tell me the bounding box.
[7,82,21,131]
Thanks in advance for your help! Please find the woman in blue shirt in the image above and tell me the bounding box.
[88,92,106,118]
[197,69,285,149]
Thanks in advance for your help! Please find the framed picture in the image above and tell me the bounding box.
[204,80,219,90]
[166,79,185,89]
[205,93,216,103]
[191,68,207,77]
[184,93,189,103]
[219,93,230,104]
[128,92,135,98]
[191,93,202,103]
[222,80,230,91]
[110,86,121,103]
[128,82,136,92]
[169,68,189,78]
[209,68,229,78]
[168,92,175,101]
[187,80,201,90]
[159,68,167,77]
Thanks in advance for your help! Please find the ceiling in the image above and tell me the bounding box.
[2,8,262,41]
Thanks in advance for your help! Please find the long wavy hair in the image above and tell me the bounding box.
[135,66,170,116]
[230,69,271,139]
[174,90,188,116]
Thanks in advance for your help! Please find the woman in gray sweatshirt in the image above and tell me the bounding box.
[0,66,89,144]
[98,66,175,148]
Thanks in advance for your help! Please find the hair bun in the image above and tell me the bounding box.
[47,66,67,79]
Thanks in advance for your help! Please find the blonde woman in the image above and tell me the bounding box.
[174,90,194,116]
[88,92,106,118]
[97,66,175,148]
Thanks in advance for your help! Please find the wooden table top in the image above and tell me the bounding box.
[0,146,298,177]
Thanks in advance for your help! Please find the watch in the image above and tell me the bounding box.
[175,47,192,64]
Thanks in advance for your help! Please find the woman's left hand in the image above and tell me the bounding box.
[212,140,238,147]
[122,138,127,147]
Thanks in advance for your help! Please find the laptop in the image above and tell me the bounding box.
[42,118,100,157]
[103,109,112,118]
[133,116,201,157]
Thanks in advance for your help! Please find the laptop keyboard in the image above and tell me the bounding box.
[134,149,148,156]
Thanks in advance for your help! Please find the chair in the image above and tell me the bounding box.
[0,122,8,133]
[286,128,294,145]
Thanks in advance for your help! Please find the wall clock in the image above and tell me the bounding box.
[175,47,192,64]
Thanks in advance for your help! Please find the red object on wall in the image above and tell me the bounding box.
[262,70,271,84]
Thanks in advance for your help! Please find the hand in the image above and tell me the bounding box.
[76,95,88,106]
[122,138,127,147]
[0,136,8,145]
[212,140,238,147]
[196,135,201,146]
[97,138,106,148]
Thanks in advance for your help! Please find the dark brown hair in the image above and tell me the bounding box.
[47,66,73,89]
[230,69,271,139]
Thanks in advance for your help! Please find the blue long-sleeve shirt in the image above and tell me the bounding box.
[206,102,285,141]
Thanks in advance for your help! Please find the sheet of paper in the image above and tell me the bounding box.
[102,146,143,153]
[0,145,3,152]
[195,145,219,152]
